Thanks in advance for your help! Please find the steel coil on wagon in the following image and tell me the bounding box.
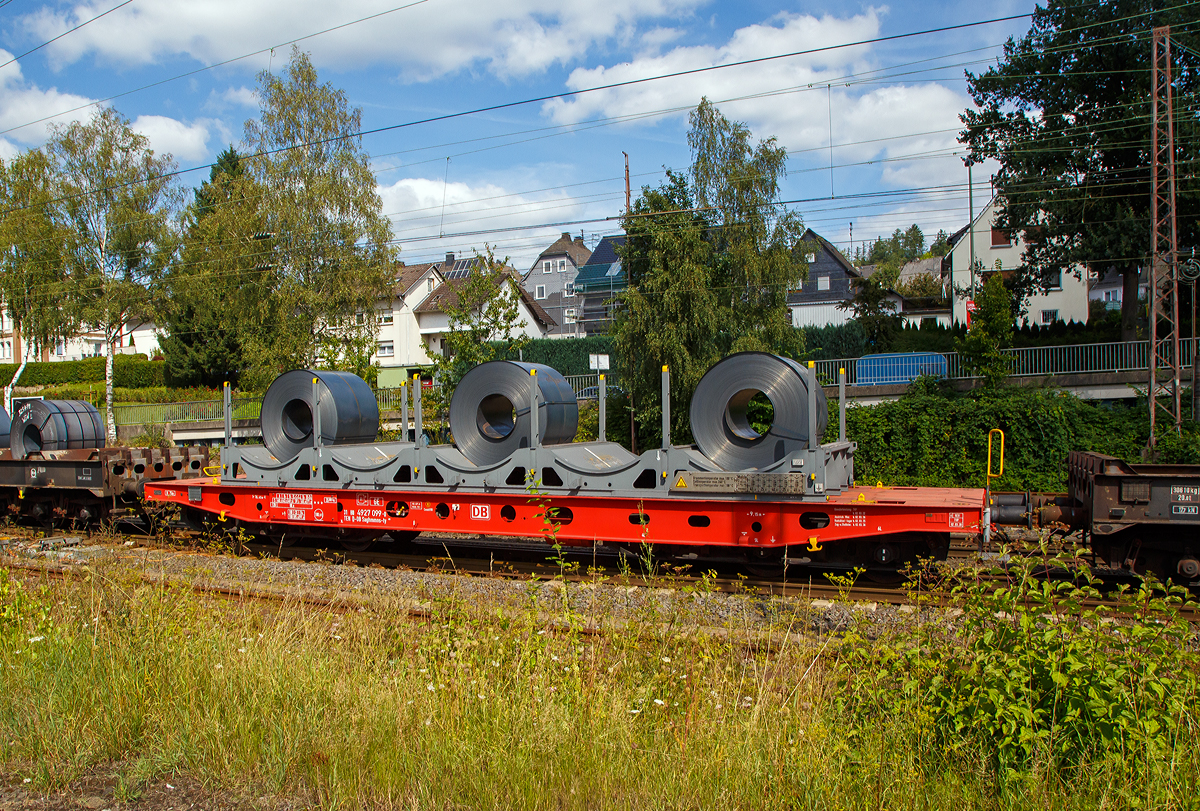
[689,352,828,471]
[0,405,9,450]
[260,370,380,461]
[9,400,105,458]
[449,361,579,465]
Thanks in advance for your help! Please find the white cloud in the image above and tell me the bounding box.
[131,115,216,161]
[0,49,99,145]
[20,0,707,79]
[0,138,20,161]
[379,173,605,268]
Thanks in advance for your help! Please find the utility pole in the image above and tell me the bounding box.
[967,159,977,299]
[622,151,631,214]
[1149,25,1182,451]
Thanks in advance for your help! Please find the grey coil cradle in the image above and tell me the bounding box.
[0,406,9,450]
[689,352,828,471]
[450,361,579,465]
[260,370,380,461]
[9,400,105,458]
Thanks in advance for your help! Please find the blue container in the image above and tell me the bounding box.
[855,353,947,386]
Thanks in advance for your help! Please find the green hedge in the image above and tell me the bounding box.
[489,336,616,376]
[0,356,164,389]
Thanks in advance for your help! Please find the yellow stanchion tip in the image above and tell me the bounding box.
[662,365,668,372]
[808,360,815,368]
[599,374,605,381]
[530,369,536,376]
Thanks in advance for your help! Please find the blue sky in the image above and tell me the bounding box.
[0,0,1035,270]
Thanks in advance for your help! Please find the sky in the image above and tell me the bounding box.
[0,0,1037,271]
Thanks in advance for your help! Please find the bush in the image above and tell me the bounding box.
[836,550,1200,785]
[0,356,164,388]
[488,336,615,376]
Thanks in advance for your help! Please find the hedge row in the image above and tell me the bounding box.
[0,356,164,389]
[489,336,616,376]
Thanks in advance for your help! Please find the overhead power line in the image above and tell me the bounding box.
[0,0,134,72]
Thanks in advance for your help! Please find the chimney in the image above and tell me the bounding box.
[445,252,455,265]
[561,232,571,240]
[574,236,585,246]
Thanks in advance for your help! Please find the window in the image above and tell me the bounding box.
[543,260,552,274]
[816,276,830,291]
[379,310,394,325]
[535,285,547,299]
[805,252,817,264]
[378,341,394,357]
[921,316,939,328]
[558,259,566,271]
[427,278,434,292]
[991,227,1011,248]
[1042,269,1062,290]
[1040,309,1059,324]
[565,282,575,297]
[564,307,576,323]
[355,312,366,326]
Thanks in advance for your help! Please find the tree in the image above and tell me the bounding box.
[616,99,805,446]
[47,107,182,440]
[928,229,951,257]
[0,149,77,362]
[961,0,1199,341]
[839,274,902,350]
[241,46,396,389]
[956,272,1013,388]
[159,147,259,388]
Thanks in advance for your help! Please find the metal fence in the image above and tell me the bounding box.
[816,338,1196,388]
[112,398,261,427]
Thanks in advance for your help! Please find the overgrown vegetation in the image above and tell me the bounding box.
[837,377,1200,490]
[1,548,1196,809]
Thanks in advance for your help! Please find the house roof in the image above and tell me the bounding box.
[897,256,943,284]
[802,229,859,276]
[581,235,625,267]
[414,273,557,327]
[575,260,626,292]
[532,232,592,269]
[393,262,439,296]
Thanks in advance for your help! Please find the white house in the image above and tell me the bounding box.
[0,305,162,364]
[946,196,1089,327]
[371,261,445,388]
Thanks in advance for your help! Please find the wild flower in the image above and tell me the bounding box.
[653,699,665,706]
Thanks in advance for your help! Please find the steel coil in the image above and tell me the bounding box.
[689,352,827,471]
[261,370,380,461]
[449,361,578,465]
[0,406,8,450]
[9,400,105,458]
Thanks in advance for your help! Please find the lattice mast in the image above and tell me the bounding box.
[1149,26,1181,449]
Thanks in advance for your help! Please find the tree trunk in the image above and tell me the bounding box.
[1121,264,1141,342]
[105,337,116,444]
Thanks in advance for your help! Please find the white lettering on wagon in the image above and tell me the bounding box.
[832,508,866,529]
[271,492,313,508]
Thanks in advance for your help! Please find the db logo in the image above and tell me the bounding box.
[470,504,490,520]
[314,508,325,521]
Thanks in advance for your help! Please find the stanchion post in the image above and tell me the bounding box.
[413,373,423,476]
[807,361,818,450]
[401,379,409,442]
[529,368,540,476]
[661,365,670,450]
[598,374,607,443]
[839,367,846,443]
[223,381,232,448]
[312,377,322,450]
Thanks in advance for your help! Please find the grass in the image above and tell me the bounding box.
[0,554,1197,810]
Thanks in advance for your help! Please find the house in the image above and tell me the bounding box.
[574,235,627,334]
[521,233,592,338]
[946,196,1089,327]
[1089,266,1147,313]
[0,305,162,364]
[371,260,445,388]
[413,255,556,360]
[788,229,903,328]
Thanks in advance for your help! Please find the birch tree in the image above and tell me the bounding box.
[241,46,396,388]
[47,108,182,440]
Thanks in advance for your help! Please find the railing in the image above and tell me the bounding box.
[112,398,261,427]
[816,338,1198,387]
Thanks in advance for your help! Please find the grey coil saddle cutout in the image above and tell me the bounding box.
[9,400,105,458]
[450,361,579,465]
[689,352,828,471]
[260,370,380,461]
